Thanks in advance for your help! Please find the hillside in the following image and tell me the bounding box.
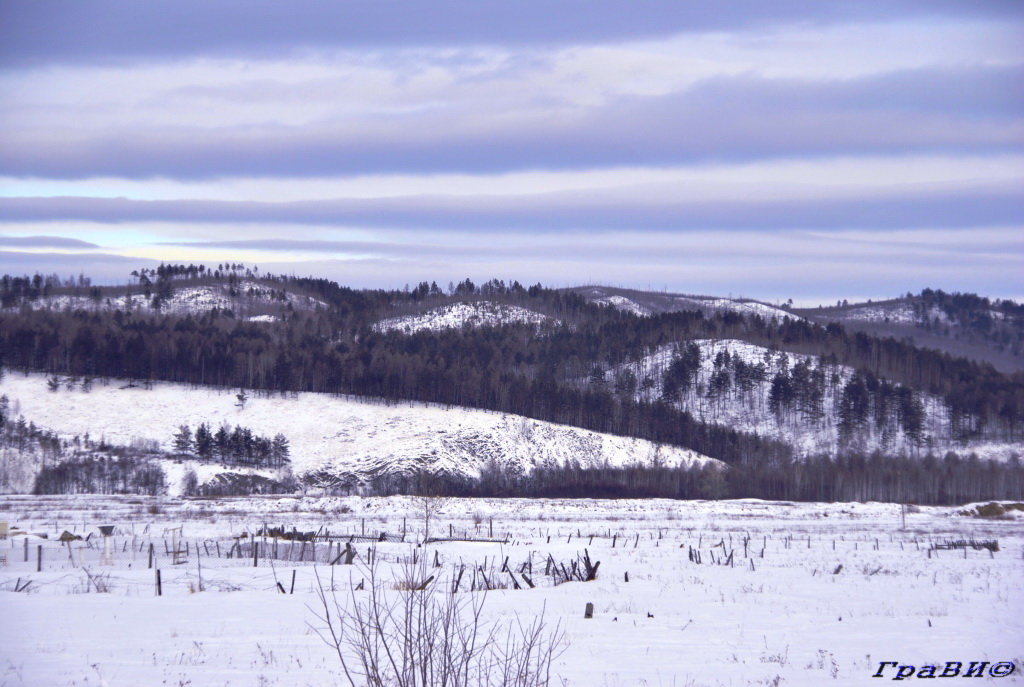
[598,339,1018,461]
[570,286,799,322]
[794,290,1024,373]
[0,371,715,495]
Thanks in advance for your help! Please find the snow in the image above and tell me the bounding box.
[374,301,557,334]
[0,494,1021,686]
[0,372,715,493]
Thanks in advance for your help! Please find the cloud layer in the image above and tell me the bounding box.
[0,3,1021,301]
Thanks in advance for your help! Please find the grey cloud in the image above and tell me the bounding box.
[2,1,1020,66]
[2,184,1020,231]
[2,65,1020,179]
[0,250,155,282]
[0,235,99,249]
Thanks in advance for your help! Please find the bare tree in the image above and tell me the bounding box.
[416,494,448,542]
[309,559,565,687]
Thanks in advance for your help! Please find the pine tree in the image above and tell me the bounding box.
[272,433,290,466]
[172,424,193,454]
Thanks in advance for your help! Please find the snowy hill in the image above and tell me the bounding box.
[599,339,1021,460]
[374,301,557,334]
[0,371,715,494]
[7,280,326,317]
[574,286,799,322]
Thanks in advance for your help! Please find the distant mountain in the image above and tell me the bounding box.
[793,290,1024,373]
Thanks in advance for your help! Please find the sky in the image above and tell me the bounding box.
[0,1,1022,305]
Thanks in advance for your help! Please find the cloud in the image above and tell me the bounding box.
[2,182,1019,232]
[0,235,99,249]
[3,1,1020,66]
[0,250,154,281]
[2,64,1021,179]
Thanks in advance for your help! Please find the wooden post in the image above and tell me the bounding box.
[253,541,259,567]
[24,537,28,562]
[36,545,42,572]
[584,602,594,619]
[489,518,493,538]
[155,569,162,596]
[148,543,154,569]
[290,569,296,594]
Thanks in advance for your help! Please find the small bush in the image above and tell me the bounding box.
[311,560,565,687]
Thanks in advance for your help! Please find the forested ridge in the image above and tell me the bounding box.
[1,265,1022,503]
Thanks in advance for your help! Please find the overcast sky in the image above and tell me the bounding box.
[1,1,1021,304]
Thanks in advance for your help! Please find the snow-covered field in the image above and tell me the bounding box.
[373,301,556,334]
[0,371,713,494]
[0,495,1021,686]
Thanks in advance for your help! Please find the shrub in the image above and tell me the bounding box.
[310,560,565,687]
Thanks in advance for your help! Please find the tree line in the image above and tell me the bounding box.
[361,451,1024,506]
[172,423,291,468]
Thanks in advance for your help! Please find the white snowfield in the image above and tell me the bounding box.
[0,372,715,493]
[373,300,557,334]
[9,280,326,316]
[0,494,1020,686]
[608,339,1023,460]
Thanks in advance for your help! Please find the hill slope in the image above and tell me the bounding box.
[0,371,716,494]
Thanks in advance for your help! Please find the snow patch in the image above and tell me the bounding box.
[374,301,557,334]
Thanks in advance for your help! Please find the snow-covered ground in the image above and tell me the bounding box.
[0,371,713,494]
[0,494,1020,686]
[374,301,557,334]
[604,339,1022,460]
[9,281,325,316]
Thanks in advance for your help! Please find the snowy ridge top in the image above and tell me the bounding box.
[578,287,799,322]
[10,281,327,316]
[374,301,557,334]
